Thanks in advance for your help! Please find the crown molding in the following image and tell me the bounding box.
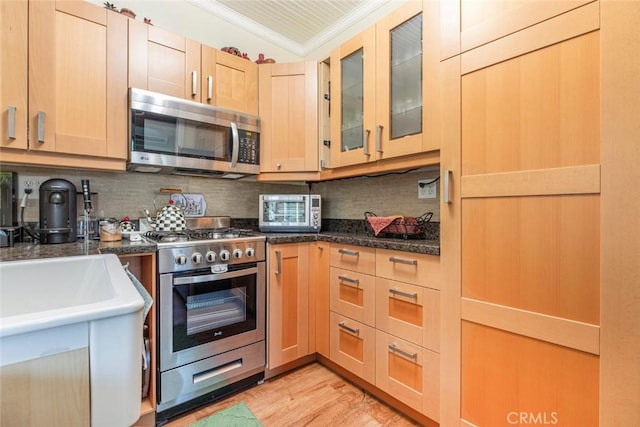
[187,0,389,57]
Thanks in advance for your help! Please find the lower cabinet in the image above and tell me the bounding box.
[267,243,310,370]
[328,243,441,422]
[375,330,440,419]
[329,311,376,384]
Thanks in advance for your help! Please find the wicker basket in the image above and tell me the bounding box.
[365,211,433,239]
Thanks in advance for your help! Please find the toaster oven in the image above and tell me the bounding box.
[259,194,321,233]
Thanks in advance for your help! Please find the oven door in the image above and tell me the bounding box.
[159,262,265,371]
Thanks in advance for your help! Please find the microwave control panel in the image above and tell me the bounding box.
[238,130,259,165]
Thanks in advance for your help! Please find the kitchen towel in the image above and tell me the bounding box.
[125,268,153,321]
[367,215,403,236]
[190,402,262,427]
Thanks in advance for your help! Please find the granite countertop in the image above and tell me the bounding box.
[264,232,440,256]
[0,238,157,262]
[0,232,439,263]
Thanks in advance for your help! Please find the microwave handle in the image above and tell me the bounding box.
[230,121,239,168]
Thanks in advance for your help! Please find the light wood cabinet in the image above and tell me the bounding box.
[327,242,440,422]
[330,267,376,327]
[1,0,128,170]
[440,2,606,426]
[267,243,310,370]
[258,61,318,175]
[0,0,27,151]
[375,278,440,352]
[329,1,440,169]
[375,330,439,419]
[329,311,376,384]
[129,21,257,115]
[309,241,330,358]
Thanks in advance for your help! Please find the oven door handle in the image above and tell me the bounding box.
[173,267,258,285]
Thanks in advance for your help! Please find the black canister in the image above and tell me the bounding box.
[39,178,77,244]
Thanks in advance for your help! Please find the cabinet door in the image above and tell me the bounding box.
[330,26,376,168]
[440,9,602,425]
[375,277,440,351]
[330,267,376,327]
[329,311,375,384]
[129,21,189,99]
[309,241,330,358]
[29,1,127,159]
[268,243,310,369]
[208,49,258,115]
[0,0,27,150]
[259,61,318,173]
[375,330,439,419]
[375,2,427,159]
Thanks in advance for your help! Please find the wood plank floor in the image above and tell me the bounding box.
[164,362,420,426]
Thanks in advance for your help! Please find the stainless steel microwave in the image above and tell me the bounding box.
[128,88,260,178]
[259,194,321,233]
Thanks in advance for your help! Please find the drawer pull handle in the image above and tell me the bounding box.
[389,256,417,266]
[388,343,417,360]
[338,275,359,286]
[338,248,359,257]
[338,321,359,335]
[389,288,418,299]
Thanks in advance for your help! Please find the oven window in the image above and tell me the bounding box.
[131,110,230,161]
[171,268,257,352]
[263,200,306,224]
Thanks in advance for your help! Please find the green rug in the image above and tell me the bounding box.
[191,402,263,427]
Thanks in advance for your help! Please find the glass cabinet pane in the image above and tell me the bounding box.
[341,49,364,152]
[390,14,422,140]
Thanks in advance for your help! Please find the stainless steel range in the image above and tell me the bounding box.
[148,222,266,424]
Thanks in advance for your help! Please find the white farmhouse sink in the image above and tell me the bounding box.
[0,253,144,427]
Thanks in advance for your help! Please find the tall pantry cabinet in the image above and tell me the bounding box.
[440,1,640,426]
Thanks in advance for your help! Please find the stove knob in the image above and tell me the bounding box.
[192,252,203,264]
[233,249,243,259]
[206,251,217,263]
[245,247,255,258]
[175,254,188,265]
[219,250,230,261]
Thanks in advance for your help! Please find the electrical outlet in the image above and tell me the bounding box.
[18,174,50,199]
[418,179,437,199]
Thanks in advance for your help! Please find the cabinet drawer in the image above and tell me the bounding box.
[375,278,440,352]
[376,249,440,289]
[329,312,375,384]
[330,267,376,326]
[330,243,376,275]
[375,330,439,421]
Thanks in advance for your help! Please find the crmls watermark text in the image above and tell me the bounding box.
[507,412,559,425]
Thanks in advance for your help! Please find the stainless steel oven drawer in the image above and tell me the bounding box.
[158,340,265,411]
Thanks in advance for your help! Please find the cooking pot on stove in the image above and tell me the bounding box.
[143,193,187,231]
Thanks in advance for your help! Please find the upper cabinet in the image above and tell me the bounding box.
[1,0,128,168]
[129,21,258,115]
[1,0,28,151]
[258,61,318,174]
[330,1,440,169]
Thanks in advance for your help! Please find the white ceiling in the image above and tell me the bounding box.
[188,0,391,57]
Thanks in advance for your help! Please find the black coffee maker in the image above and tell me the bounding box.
[39,178,77,244]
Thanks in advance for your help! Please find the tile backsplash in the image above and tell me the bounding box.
[5,166,440,224]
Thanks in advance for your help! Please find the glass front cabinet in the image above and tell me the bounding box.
[330,1,440,168]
